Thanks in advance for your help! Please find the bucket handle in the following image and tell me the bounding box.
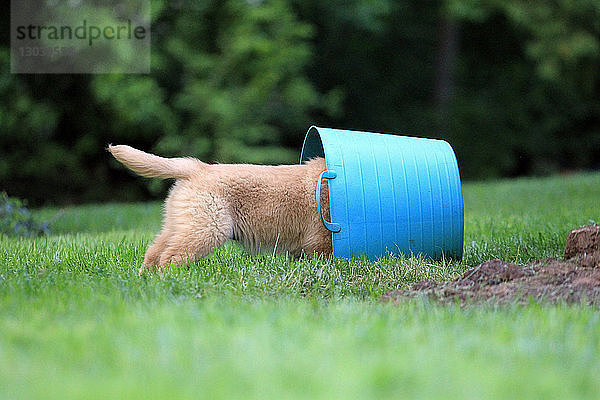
[316,170,341,233]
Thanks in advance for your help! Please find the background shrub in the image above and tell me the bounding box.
[1,0,599,205]
[0,192,49,237]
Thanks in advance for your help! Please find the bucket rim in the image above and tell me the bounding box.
[300,125,324,164]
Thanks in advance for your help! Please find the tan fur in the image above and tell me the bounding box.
[108,145,332,273]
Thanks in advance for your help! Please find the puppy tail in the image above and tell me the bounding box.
[108,145,204,179]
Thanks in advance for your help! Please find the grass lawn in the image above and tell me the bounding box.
[1,172,600,399]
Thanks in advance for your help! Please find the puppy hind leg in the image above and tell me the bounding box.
[156,189,234,271]
[140,229,171,274]
[157,227,231,271]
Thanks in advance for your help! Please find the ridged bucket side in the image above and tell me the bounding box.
[301,126,463,260]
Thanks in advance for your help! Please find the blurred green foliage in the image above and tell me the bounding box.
[1,0,599,204]
[446,0,600,177]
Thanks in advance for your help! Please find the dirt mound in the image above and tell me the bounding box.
[564,224,600,267]
[383,225,600,305]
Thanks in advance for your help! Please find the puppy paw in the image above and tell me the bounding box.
[138,262,159,276]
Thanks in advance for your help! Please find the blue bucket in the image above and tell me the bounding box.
[300,126,464,260]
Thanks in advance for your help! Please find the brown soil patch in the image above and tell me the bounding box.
[383,225,600,305]
[564,224,600,267]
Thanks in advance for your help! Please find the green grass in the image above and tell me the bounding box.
[2,172,600,399]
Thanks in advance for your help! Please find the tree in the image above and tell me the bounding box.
[446,0,600,177]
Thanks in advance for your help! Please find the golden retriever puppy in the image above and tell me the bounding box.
[108,145,332,273]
